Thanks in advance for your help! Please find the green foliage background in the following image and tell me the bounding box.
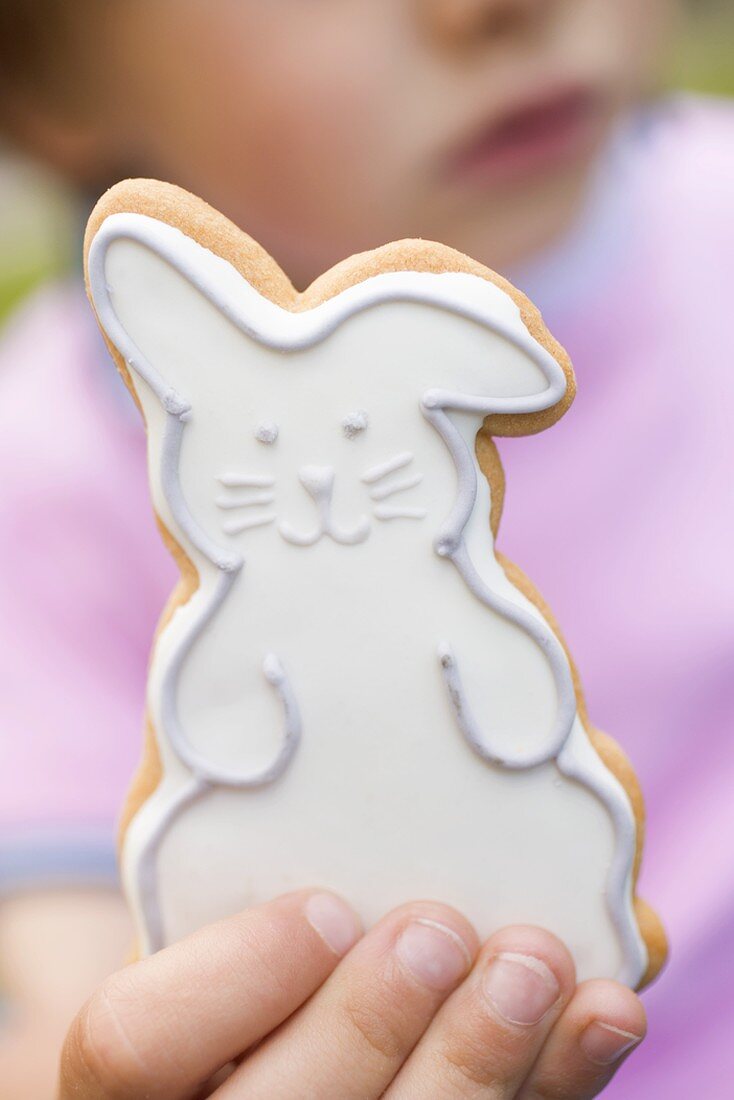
[676,3,734,96]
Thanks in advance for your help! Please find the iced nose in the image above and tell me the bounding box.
[298,465,334,500]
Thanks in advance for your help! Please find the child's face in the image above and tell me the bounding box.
[98,0,674,283]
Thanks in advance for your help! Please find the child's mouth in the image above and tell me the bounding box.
[445,86,603,187]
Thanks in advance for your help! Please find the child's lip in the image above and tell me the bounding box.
[443,84,604,187]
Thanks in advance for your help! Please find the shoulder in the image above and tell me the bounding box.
[632,95,734,260]
[0,280,138,495]
[0,280,164,595]
[0,280,88,383]
[0,281,172,672]
[640,93,734,170]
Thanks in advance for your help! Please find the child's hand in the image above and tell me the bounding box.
[59,890,645,1098]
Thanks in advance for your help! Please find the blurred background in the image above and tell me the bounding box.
[0,1,732,1097]
[1,0,732,325]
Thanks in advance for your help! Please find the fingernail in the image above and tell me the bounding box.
[305,893,361,957]
[482,952,560,1026]
[580,1021,643,1065]
[396,919,472,991]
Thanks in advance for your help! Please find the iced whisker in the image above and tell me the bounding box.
[374,505,427,521]
[218,473,276,489]
[369,473,423,501]
[216,492,276,510]
[222,513,276,535]
[361,452,413,484]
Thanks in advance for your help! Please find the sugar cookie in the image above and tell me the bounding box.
[85,179,666,987]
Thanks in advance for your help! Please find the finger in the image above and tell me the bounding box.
[517,978,646,1099]
[58,889,361,1100]
[386,925,575,1098]
[218,901,479,1099]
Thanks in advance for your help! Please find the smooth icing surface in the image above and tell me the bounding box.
[88,212,647,985]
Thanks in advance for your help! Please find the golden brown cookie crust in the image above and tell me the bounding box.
[84,178,666,987]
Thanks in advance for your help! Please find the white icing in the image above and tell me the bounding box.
[222,514,276,536]
[255,421,279,445]
[362,451,414,483]
[369,473,424,502]
[342,409,369,438]
[216,491,275,509]
[218,473,275,488]
[278,465,371,547]
[374,505,427,521]
[88,212,646,985]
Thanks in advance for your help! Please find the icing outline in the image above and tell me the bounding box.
[424,402,576,769]
[88,212,646,982]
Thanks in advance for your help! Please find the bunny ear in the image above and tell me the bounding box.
[86,180,574,437]
[300,237,575,438]
[411,274,570,422]
[86,212,268,417]
[84,179,297,418]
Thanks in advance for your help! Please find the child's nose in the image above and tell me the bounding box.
[421,0,540,48]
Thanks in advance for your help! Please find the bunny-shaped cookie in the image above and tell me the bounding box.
[85,180,665,987]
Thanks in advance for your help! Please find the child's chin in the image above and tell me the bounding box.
[442,166,594,271]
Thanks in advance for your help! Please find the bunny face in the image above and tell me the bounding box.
[89,215,568,568]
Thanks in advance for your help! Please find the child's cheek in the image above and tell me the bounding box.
[210,26,423,273]
[121,2,413,275]
[559,0,677,103]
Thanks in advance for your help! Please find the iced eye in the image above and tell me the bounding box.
[255,422,279,445]
[342,410,369,439]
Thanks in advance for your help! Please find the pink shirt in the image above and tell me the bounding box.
[0,286,175,883]
[1,96,732,1096]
